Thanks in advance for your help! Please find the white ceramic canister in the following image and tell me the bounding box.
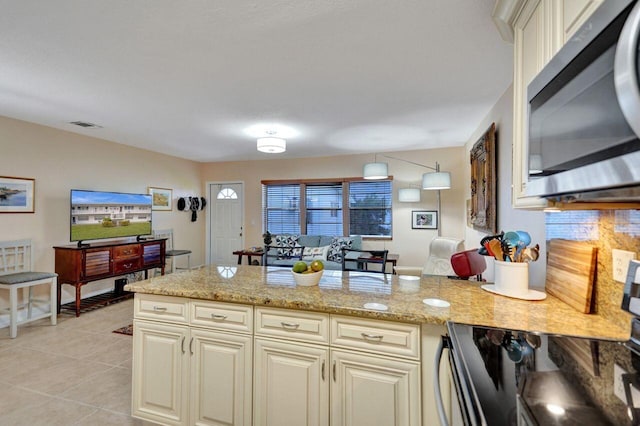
[494,260,529,297]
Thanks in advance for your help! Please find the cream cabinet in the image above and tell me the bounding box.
[253,337,329,426]
[331,349,420,426]
[511,0,602,208]
[132,295,445,426]
[132,319,190,425]
[132,295,253,426]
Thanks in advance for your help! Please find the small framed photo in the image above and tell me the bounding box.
[148,187,172,211]
[412,210,437,229]
[0,176,35,213]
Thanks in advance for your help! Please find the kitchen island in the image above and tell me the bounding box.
[126,265,630,426]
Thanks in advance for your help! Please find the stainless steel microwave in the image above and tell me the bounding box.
[525,0,640,202]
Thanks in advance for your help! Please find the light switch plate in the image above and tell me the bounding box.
[613,249,636,283]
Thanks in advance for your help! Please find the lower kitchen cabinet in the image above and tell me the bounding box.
[132,320,190,425]
[131,295,446,426]
[331,349,421,426]
[253,337,329,426]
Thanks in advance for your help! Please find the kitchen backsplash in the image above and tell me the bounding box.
[546,209,640,330]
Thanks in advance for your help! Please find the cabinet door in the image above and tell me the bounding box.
[331,349,421,426]
[83,248,113,279]
[560,0,604,43]
[254,337,329,426]
[190,329,252,426]
[132,320,190,426]
[512,0,549,209]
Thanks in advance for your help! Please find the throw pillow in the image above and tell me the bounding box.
[273,234,300,257]
[327,237,354,263]
[302,245,329,261]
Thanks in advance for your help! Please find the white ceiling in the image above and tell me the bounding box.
[0,0,512,162]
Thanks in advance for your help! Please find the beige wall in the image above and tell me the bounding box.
[0,116,205,306]
[464,85,547,286]
[201,148,467,267]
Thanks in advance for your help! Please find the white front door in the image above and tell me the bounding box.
[208,182,244,265]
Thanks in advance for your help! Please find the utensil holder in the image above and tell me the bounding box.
[494,260,529,297]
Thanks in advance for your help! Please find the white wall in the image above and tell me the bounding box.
[464,85,547,287]
[0,116,205,307]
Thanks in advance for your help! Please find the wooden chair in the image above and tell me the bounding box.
[0,239,57,338]
[341,248,389,274]
[153,229,191,273]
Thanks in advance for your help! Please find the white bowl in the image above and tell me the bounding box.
[292,270,323,286]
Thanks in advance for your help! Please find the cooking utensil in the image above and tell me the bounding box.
[488,239,503,261]
[516,230,531,247]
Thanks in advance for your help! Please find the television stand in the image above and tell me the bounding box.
[53,239,166,316]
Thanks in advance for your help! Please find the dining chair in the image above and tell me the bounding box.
[341,248,389,274]
[394,237,464,277]
[153,229,191,273]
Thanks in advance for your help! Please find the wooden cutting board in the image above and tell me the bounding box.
[546,239,598,313]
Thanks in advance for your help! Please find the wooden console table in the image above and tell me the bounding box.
[233,249,264,265]
[54,239,166,316]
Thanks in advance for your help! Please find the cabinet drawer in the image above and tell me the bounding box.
[330,315,420,359]
[134,294,189,324]
[255,307,329,344]
[114,257,142,274]
[113,244,141,259]
[191,300,253,334]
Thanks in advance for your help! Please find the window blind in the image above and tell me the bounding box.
[348,180,392,237]
[306,184,343,235]
[262,184,301,234]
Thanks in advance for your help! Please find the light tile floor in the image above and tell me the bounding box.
[0,299,149,425]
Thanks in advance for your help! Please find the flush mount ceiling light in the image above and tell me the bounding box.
[257,131,286,154]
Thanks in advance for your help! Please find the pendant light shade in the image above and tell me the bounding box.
[422,171,451,190]
[257,137,286,153]
[363,162,389,179]
[398,188,421,202]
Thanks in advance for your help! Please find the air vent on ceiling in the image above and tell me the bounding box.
[68,121,102,128]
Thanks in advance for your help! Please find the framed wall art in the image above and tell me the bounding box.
[470,122,497,234]
[0,176,35,213]
[148,187,172,211]
[412,210,438,230]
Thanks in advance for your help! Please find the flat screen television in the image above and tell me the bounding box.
[70,189,153,246]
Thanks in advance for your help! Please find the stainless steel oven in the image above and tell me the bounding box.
[436,323,635,425]
[525,0,640,202]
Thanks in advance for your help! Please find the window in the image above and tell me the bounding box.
[349,181,392,237]
[306,184,343,235]
[263,184,301,235]
[262,179,392,238]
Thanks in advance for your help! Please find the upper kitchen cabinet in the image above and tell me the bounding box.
[498,0,602,208]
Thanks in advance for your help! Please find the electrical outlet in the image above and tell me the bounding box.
[614,363,640,406]
[613,249,636,283]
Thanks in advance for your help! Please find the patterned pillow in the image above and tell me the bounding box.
[273,234,301,257]
[302,245,329,261]
[327,237,354,263]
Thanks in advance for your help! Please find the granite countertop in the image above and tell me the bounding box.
[125,265,630,341]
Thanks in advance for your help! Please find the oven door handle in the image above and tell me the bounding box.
[434,335,450,426]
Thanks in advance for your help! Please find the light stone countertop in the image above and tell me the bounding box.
[125,265,630,341]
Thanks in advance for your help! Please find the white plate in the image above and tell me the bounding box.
[423,298,450,308]
[363,302,388,311]
[481,284,547,301]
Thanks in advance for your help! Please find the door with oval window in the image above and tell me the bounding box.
[208,182,243,265]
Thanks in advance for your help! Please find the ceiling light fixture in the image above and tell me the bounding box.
[257,131,286,153]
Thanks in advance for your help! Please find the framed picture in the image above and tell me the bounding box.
[470,122,497,233]
[0,176,35,213]
[412,210,437,229]
[148,187,172,211]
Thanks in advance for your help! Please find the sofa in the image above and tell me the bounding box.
[264,234,363,270]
